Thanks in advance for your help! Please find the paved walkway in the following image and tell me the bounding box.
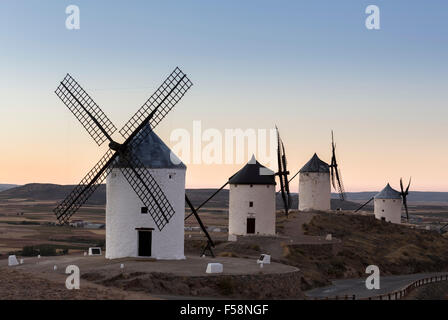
[305,272,448,299]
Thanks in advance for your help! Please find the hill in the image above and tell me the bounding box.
[0,183,365,211]
[0,184,19,192]
[286,212,448,289]
[0,183,105,205]
[340,191,448,203]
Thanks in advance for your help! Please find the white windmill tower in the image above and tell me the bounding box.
[53,68,195,260]
[298,132,345,211]
[106,128,186,259]
[228,155,276,237]
[373,183,402,224]
[356,178,411,225]
[298,153,331,211]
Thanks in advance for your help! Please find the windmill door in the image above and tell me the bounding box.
[247,218,255,234]
[138,230,152,257]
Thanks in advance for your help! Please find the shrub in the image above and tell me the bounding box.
[21,246,39,256]
[21,244,58,256]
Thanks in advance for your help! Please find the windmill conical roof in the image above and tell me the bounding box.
[375,183,401,199]
[299,153,330,173]
[117,124,186,169]
[228,155,276,185]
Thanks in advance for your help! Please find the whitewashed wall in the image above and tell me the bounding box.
[298,172,331,211]
[228,184,276,236]
[105,167,186,260]
[374,198,402,224]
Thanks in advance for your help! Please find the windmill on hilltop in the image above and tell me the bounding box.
[53,67,213,259]
[355,178,411,224]
[297,131,345,211]
[184,126,291,240]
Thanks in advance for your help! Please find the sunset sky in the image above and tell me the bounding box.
[1,1,447,192]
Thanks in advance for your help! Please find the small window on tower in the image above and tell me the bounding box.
[250,184,253,188]
[249,201,254,207]
[141,207,148,214]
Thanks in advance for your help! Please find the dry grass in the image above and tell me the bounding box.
[286,212,448,290]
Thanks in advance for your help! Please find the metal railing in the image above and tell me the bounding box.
[310,274,448,300]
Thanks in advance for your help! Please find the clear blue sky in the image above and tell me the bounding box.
[1,1,447,191]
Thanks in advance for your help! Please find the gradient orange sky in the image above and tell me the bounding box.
[1,1,447,192]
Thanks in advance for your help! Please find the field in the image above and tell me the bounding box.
[2,184,448,299]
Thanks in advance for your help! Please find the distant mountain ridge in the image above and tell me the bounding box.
[338,191,448,203]
[0,184,19,192]
[0,183,105,205]
[0,184,446,208]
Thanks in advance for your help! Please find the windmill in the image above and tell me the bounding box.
[297,130,345,211]
[53,67,213,257]
[185,127,285,239]
[275,126,291,215]
[355,178,411,224]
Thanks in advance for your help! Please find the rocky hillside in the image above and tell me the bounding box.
[285,212,448,289]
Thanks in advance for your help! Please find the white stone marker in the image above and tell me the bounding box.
[257,254,271,264]
[53,265,58,271]
[326,234,332,241]
[8,255,19,266]
[206,263,223,274]
[19,259,24,264]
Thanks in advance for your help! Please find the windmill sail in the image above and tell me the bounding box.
[119,67,193,141]
[53,68,193,228]
[275,126,291,215]
[330,130,346,201]
[54,149,117,224]
[55,74,117,146]
[400,177,411,221]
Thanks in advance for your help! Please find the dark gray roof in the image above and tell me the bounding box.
[375,183,402,199]
[117,124,186,169]
[229,155,276,185]
[299,153,330,173]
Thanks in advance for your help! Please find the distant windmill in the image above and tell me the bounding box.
[53,67,212,258]
[296,131,345,211]
[185,126,287,239]
[355,178,411,224]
